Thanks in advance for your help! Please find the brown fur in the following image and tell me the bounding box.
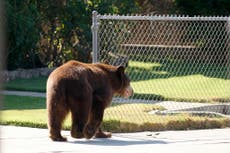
[46,60,133,141]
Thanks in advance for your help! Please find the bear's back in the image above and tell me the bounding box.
[46,60,116,93]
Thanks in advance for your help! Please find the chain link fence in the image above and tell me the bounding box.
[92,11,230,131]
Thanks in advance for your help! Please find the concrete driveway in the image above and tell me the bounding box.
[1,126,230,153]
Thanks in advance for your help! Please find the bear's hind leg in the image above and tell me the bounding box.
[48,102,69,141]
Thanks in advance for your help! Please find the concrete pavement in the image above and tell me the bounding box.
[1,126,230,153]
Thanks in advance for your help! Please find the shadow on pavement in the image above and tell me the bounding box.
[68,138,167,146]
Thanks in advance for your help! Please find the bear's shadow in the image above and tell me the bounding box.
[68,138,167,146]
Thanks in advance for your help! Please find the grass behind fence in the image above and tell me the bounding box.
[4,60,230,102]
[127,60,230,102]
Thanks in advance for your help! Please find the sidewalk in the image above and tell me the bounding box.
[1,125,230,153]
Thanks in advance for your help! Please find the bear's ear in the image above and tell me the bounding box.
[117,66,125,74]
[117,66,125,84]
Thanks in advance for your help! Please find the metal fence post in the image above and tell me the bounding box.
[91,11,100,63]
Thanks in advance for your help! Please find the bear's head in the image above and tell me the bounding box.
[116,66,133,98]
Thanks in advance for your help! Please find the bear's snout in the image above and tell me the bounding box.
[123,85,134,98]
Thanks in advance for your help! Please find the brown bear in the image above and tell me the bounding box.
[46,60,133,141]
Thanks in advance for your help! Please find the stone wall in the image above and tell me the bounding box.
[1,67,56,82]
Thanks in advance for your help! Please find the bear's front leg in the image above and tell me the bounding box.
[70,97,92,139]
[71,122,84,139]
[83,124,98,139]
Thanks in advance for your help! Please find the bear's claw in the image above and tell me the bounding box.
[49,135,67,141]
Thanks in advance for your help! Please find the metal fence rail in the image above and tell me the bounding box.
[92,11,230,128]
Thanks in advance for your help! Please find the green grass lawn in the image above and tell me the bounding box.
[128,60,230,102]
[4,77,47,92]
[132,75,230,102]
[4,60,230,102]
[1,95,230,132]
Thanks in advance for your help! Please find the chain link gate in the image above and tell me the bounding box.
[92,11,230,131]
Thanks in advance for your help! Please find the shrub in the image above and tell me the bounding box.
[6,0,42,70]
[6,0,140,70]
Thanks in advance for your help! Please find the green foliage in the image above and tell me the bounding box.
[174,0,230,15]
[6,0,140,70]
[87,0,139,14]
[6,0,42,70]
[37,0,91,67]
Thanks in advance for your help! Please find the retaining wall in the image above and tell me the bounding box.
[1,67,55,82]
